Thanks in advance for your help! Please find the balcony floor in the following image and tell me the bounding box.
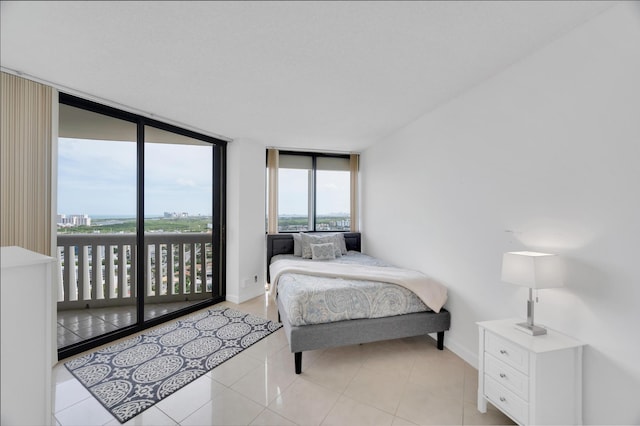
[57,301,197,348]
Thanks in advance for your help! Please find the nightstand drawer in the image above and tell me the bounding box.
[485,331,529,374]
[485,353,529,401]
[485,375,528,425]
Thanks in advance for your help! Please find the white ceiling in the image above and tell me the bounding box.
[1,1,615,152]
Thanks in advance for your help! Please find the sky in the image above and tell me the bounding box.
[58,138,349,218]
[278,168,349,216]
[58,138,213,217]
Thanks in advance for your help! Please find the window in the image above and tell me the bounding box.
[277,152,351,232]
[315,157,351,231]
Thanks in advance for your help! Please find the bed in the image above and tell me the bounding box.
[267,232,451,374]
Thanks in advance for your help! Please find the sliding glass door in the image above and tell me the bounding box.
[57,94,226,360]
[57,103,139,348]
[143,126,216,320]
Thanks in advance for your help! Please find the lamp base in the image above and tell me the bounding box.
[515,322,547,336]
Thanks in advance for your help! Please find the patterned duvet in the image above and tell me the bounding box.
[273,252,430,327]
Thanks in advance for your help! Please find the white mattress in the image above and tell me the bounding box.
[273,252,430,327]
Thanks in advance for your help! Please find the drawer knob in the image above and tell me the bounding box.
[499,349,508,355]
[500,397,507,402]
[499,373,507,379]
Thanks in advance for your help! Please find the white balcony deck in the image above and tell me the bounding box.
[57,301,196,348]
[56,232,216,348]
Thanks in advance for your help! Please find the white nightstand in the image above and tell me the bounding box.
[477,319,584,426]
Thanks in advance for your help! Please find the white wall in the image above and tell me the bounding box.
[361,3,640,424]
[226,138,267,303]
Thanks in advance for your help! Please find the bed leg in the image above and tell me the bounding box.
[437,331,445,350]
[278,310,281,323]
[295,352,302,374]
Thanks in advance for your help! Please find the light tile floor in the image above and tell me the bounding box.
[53,294,515,425]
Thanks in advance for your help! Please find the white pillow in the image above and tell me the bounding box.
[292,233,302,257]
[300,233,342,259]
[332,233,347,255]
[311,243,336,260]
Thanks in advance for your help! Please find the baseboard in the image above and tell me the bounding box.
[225,294,241,304]
[226,285,265,305]
[440,333,478,369]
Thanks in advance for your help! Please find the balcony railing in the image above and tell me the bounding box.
[57,233,214,310]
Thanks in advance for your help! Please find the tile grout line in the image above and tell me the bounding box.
[315,360,358,426]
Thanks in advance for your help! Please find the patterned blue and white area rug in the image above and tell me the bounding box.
[65,307,282,423]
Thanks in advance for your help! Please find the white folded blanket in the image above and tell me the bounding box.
[269,259,448,313]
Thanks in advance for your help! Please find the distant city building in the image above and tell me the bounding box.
[336,219,350,228]
[57,214,91,227]
[278,216,350,232]
[164,211,189,218]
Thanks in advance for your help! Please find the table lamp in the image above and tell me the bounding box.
[501,251,564,336]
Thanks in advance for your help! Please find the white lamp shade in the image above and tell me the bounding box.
[501,251,564,289]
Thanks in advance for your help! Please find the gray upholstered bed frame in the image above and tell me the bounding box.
[267,232,451,374]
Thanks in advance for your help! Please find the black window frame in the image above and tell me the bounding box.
[57,92,227,360]
[274,150,351,233]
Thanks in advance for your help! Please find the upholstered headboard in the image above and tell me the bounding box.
[266,232,361,282]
